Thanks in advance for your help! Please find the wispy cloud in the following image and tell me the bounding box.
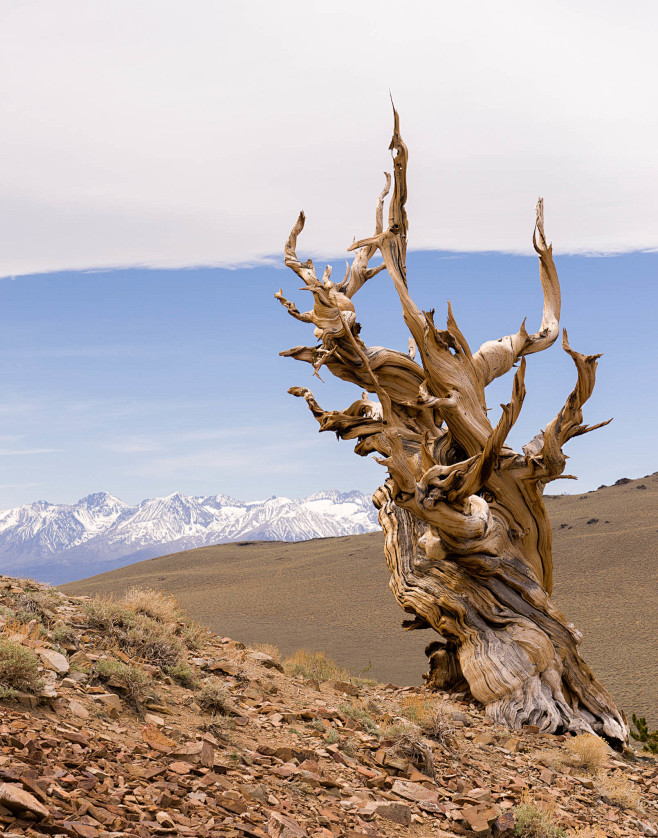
[0,448,61,456]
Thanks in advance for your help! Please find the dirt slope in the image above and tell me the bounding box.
[63,474,658,728]
[1,576,657,837]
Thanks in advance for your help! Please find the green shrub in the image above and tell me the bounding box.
[164,662,198,688]
[339,702,379,734]
[0,638,43,694]
[513,800,565,837]
[630,713,658,754]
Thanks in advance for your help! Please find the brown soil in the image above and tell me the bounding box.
[63,473,658,728]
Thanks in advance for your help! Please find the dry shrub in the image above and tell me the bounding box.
[514,791,565,837]
[385,724,434,777]
[284,649,348,682]
[537,748,568,771]
[251,642,281,663]
[9,586,59,625]
[2,616,45,647]
[401,694,455,746]
[199,677,234,714]
[0,638,43,695]
[95,657,151,708]
[121,587,181,624]
[565,733,609,772]
[596,773,642,811]
[84,597,184,667]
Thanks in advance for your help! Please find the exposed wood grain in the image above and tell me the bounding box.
[277,112,628,746]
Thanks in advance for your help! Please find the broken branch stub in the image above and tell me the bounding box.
[276,112,627,747]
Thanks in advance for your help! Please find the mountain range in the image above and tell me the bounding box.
[0,489,379,584]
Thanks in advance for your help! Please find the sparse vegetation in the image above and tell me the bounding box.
[52,623,77,647]
[386,724,435,777]
[122,587,182,624]
[164,662,198,688]
[84,596,184,667]
[0,638,43,695]
[284,649,348,682]
[596,772,642,810]
[631,713,658,754]
[513,793,566,837]
[9,587,59,625]
[564,733,608,772]
[198,677,233,714]
[400,694,455,746]
[94,657,151,708]
[339,702,379,733]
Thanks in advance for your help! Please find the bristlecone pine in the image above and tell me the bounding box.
[276,110,628,747]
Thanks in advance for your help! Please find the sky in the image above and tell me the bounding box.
[0,1,656,508]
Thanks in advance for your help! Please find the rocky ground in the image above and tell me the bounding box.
[0,576,656,838]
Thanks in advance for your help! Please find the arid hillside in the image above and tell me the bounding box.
[63,473,658,728]
[1,576,657,837]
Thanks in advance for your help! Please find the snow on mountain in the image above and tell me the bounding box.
[0,489,379,583]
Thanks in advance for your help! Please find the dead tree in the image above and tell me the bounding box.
[276,111,628,746]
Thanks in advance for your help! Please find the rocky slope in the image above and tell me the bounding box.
[0,490,379,584]
[0,575,656,837]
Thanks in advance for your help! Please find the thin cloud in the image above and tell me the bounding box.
[0,448,61,456]
[0,2,655,278]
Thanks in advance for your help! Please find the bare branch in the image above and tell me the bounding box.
[523,330,611,481]
[474,198,561,387]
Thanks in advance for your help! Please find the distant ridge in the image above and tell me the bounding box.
[0,489,379,583]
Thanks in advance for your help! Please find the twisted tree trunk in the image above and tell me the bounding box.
[276,111,628,746]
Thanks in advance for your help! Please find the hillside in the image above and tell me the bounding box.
[63,474,658,729]
[1,576,656,837]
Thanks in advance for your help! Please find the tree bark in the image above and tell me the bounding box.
[276,111,628,746]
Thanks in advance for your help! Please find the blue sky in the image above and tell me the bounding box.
[0,2,656,508]
[0,248,655,508]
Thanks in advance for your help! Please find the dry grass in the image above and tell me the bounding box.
[122,587,182,624]
[596,773,642,811]
[2,616,46,647]
[284,649,349,682]
[0,638,43,695]
[565,734,609,772]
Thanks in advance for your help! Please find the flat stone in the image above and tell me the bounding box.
[0,783,50,819]
[68,699,90,719]
[391,779,438,803]
[268,810,308,837]
[372,801,412,826]
[38,648,69,674]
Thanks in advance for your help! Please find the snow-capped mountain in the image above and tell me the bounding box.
[0,490,379,584]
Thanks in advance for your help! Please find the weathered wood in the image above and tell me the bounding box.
[277,111,628,746]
